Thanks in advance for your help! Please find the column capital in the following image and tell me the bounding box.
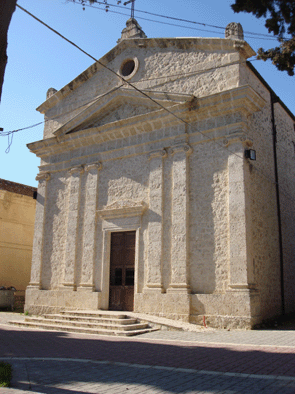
[148,148,167,160]
[85,162,102,172]
[171,143,192,156]
[68,165,84,175]
[36,172,50,181]
[222,134,253,148]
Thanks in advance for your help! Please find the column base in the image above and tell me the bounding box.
[25,288,102,315]
[61,283,76,291]
[143,284,164,294]
[27,282,41,289]
[167,283,191,294]
[228,283,257,291]
[77,284,95,292]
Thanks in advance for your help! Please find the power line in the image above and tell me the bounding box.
[16,4,193,132]
[1,84,124,150]
[1,58,259,137]
[14,4,295,205]
[76,0,280,41]
[7,7,279,156]
[79,2,237,38]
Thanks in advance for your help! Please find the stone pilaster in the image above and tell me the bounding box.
[28,172,50,289]
[144,149,167,293]
[78,162,102,291]
[63,165,84,289]
[227,142,254,290]
[167,143,192,293]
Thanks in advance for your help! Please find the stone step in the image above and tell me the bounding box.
[61,310,128,319]
[9,320,158,336]
[43,313,138,325]
[23,317,149,331]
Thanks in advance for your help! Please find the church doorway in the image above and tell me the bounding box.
[109,231,135,311]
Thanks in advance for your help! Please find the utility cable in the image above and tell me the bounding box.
[1,84,124,143]
[1,84,124,154]
[77,1,280,41]
[77,2,279,42]
[2,58,259,136]
[16,4,193,132]
[10,6,281,163]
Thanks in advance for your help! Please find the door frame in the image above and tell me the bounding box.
[98,212,144,310]
[109,230,136,311]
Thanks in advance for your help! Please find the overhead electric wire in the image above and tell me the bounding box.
[13,4,295,204]
[78,2,279,42]
[8,7,280,161]
[78,0,281,40]
[1,84,124,138]
[16,4,194,134]
[2,58,260,137]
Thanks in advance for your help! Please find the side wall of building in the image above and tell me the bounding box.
[240,64,295,321]
[274,104,295,314]
[0,189,36,296]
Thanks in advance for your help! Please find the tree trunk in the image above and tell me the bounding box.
[0,0,17,103]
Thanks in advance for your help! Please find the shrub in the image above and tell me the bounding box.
[0,362,12,387]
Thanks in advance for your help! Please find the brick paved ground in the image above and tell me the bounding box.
[1,314,295,393]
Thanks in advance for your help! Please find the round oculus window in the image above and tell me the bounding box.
[119,58,139,80]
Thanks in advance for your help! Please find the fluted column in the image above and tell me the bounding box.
[78,162,102,291]
[144,149,167,293]
[63,165,84,289]
[28,172,50,289]
[167,143,192,294]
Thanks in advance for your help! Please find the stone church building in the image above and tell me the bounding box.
[25,20,295,328]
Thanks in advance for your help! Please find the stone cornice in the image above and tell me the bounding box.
[36,38,255,115]
[28,85,265,158]
[53,89,189,138]
[97,200,147,219]
[233,40,256,59]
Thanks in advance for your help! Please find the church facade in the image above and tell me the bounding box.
[25,21,295,328]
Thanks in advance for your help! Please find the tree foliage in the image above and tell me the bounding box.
[231,0,295,76]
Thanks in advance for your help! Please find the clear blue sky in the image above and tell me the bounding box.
[1,0,294,187]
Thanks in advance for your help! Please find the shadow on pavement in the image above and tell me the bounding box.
[0,324,295,393]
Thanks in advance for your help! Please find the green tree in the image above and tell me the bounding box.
[0,0,18,103]
[231,0,295,76]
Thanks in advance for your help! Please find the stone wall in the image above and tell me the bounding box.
[26,37,294,327]
[241,64,295,320]
[0,184,36,295]
[274,104,295,314]
[41,38,250,140]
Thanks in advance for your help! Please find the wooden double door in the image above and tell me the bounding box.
[109,231,135,311]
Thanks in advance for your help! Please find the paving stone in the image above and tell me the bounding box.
[1,321,295,393]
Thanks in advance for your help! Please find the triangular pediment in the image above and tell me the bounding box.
[53,89,189,137]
